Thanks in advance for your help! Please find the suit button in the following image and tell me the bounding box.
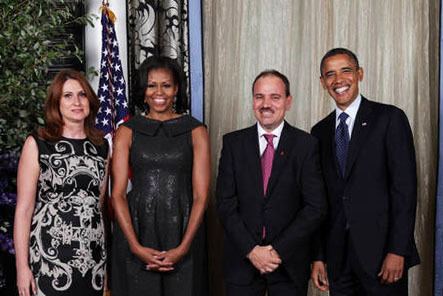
[342,196,348,200]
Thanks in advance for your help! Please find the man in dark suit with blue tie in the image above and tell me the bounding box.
[310,48,420,296]
[216,70,328,295]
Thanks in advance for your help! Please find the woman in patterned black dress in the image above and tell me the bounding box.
[14,70,109,296]
[111,57,210,295]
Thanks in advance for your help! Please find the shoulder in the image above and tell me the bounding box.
[364,98,409,123]
[191,121,209,142]
[114,124,133,148]
[90,138,110,157]
[19,135,40,168]
[121,114,145,130]
[222,125,255,144]
[23,134,39,151]
[311,111,335,135]
[185,115,205,130]
[284,122,319,146]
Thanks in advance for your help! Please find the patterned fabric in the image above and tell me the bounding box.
[127,0,190,112]
[335,112,350,177]
[261,134,275,194]
[29,136,108,296]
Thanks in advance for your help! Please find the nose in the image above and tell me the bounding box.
[73,95,81,105]
[262,96,272,107]
[334,72,345,84]
[155,85,164,94]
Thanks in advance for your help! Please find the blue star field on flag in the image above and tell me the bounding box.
[95,4,129,139]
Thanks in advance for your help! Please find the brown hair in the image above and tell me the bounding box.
[38,69,103,145]
[252,69,291,97]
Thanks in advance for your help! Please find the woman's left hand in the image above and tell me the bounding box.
[161,246,187,265]
[146,246,187,272]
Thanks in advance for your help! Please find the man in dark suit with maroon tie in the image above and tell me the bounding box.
[216,70,328,295]
[310,48,420,296]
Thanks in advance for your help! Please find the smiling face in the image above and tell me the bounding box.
[320,54,364,110]
[253,75,292,132]
[59,79,90,124]
[144,68,178,118]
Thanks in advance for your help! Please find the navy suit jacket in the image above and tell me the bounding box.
[311,97,420,279]
[216,121,327,286]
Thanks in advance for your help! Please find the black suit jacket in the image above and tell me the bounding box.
[311,97,420,279]
[216,121,327,286]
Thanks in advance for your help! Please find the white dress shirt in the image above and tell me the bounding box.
[335,94,362,139]
[257,121,285,156]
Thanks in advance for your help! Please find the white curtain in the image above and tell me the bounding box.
[203,1,439,295]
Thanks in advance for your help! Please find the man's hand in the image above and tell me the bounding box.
[247,245,282,274]
[311,261,329,291]
[378,253,404,284]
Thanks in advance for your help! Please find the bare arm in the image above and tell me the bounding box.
[111,126,164,268]
[162,126,211,264]
[14,136,39,296]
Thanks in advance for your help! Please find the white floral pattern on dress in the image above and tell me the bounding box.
[29,140,106,295]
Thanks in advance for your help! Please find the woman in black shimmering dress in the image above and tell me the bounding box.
[111,57,210,296]
[14,70,109,296]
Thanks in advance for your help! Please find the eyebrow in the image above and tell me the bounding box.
[253,93,282,97]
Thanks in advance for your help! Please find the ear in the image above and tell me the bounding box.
[174,84,179,96]
[320,76,327,90]
[285,95,293,110]
[357,67,364,81]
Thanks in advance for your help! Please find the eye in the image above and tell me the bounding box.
[254,94,263,100]
[147,83,155,88]
[63,93,72,99]
[79,91,87,98]
[271,95,281,100]
[163,83,172,88]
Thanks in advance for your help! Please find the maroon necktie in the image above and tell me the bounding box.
[261,134,275,195]
[261,134,275,239]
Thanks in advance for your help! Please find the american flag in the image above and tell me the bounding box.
[95,4,129,143]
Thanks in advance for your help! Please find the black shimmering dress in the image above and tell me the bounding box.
[111,115,208,296]
[29,135,108,296]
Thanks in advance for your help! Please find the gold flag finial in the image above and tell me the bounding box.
[100,2,116,24]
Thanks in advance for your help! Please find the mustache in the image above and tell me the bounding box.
[259,107,274,113]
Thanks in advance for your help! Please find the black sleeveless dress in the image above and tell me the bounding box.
[111,115,208,296]
[29,135,108,296]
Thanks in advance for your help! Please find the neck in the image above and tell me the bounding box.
[146,111,178,121]
[62,122,86,139]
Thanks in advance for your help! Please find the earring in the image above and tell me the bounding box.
[144,97,150,114]
[173,96,177,112]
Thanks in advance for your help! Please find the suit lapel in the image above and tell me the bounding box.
[344,97,373,179]
[243,125,264,197]
[323,112,341,179]
[266,122,292,197]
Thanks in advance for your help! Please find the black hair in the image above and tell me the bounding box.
[320,48,360,76]
[252,69,290,96]
[136,56,188,113]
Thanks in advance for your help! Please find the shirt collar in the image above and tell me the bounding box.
[335,94,362,122]
[257,120,285,138]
